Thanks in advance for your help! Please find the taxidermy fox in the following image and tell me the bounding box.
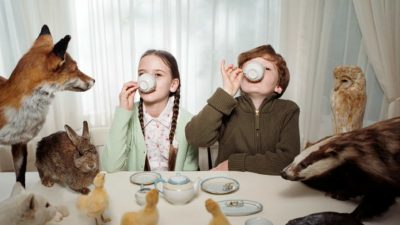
[0,25,95,186]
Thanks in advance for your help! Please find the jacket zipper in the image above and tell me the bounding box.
[255,110,260,152]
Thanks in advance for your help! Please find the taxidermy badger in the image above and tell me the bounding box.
[281,116,400,220]
[0,25,94,186]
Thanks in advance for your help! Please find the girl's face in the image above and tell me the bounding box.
[138,55,179,104]
[240,56,282,97]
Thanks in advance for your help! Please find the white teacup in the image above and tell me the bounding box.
[245,217,273,225]
[243,61,265,82]
[138,73,156,93]
[135,187,152,206]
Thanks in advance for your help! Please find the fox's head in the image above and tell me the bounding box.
[8,25,94,92]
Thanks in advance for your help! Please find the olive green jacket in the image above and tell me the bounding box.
[185,88,300,175]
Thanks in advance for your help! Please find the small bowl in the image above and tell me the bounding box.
[245,217,273,225]
[135,187,151,206]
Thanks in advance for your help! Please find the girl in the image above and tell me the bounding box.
[102,50,198,172]
[185,45,300,175]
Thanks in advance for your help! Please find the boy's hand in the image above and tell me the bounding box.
[220,60,244,96]
[119,81,139,111]
[210,160,229,171]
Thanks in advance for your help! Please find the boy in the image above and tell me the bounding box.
[185,45,299,175]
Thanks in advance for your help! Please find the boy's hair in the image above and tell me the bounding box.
[138,49,180,171]
[238,45,290,98]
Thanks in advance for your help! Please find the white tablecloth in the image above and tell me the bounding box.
[1,171,399,225]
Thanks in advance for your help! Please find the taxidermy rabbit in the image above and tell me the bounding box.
[121,189,159,225]
[35,121,99,194]
[205,199,231,225]
[0,182,69,225]
[77,172,111,225]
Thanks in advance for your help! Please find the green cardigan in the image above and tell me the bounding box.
[102,103,198,172]
[185,88,300,175]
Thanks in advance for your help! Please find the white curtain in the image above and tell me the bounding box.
[70,0,282,127]
[0,0,386,146]
[353,0,400,119]
[280,0,384,143]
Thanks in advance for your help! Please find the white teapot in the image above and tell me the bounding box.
[154,173,200,204]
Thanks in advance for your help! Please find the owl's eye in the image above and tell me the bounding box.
[341,79,348,83]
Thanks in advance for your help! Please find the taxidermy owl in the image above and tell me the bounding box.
[331,66,366,134]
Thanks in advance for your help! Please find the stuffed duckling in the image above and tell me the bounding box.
[206,199,231,225]
[77,172,111,225]
[121,189,159,225]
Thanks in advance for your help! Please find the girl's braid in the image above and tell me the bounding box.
[138,98,150,171]
[168,87,180,171]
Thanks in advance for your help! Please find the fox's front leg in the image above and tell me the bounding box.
[11,143,27,187]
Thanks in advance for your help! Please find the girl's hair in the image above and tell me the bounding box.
[138,49,180,171]
[238,45,290,98]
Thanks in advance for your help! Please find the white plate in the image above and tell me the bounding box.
[201,176,239,194]
[218,199,263,216]
[129,172,161,185]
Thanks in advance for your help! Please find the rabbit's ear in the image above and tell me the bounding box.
[82,121,90,139]
[65,125,79,146]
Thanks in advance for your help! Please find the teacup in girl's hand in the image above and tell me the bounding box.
[138,73,156,93]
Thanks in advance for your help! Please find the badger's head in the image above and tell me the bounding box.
[281,135,360,181]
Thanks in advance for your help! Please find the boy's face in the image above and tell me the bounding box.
[138,55,179,104]
[240,56,282,97]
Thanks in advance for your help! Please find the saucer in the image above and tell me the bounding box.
[218,199,263,216]
[201,176,239,194]
[130,172,161,185]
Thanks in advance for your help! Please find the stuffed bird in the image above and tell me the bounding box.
[121,189,159,225]
[77,172,111,225]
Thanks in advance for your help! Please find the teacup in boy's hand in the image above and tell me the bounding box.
[210,160,229,171]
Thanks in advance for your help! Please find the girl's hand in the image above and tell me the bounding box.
[220,60,244,96]
[210,160,229,171]
[119,81,138,111]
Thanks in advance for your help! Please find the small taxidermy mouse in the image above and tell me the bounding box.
[0,182,69,225]
[77,172,111,225]
[205,199,230,225]
[121,189,159,225]
[36,121,99,194]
